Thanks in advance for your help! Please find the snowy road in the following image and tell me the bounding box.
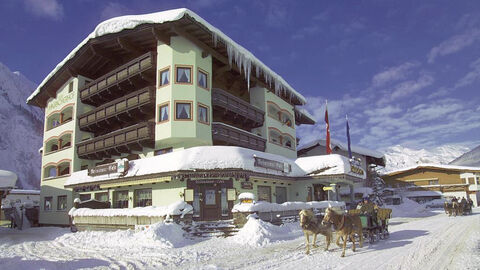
[0,209,479,270]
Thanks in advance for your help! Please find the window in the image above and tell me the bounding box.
[176,66,192,84]
[113,190,129,208]
[79,194,91,201]
[283,136,294,149]
[81,164,88,170]
[198,104,209,124]
[155,147,173,155]
[58,163,70,176]
[158,103,169,123]
[198,69,208,89]
[257,185,272,202]
[134,189,152,207]
[269,129,282,145]
[428,180,439,185]
[95,192,109,202]
[45,166,57,178]
[175,102,192,120]
[68,82,73,93]
[57,195,67,211]
[281,113,293,127]
[267,103,280,120]
[158,68,170,87]
[44,196,53,211]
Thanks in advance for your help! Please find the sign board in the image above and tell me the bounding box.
[254,156,291,173]
[241,181,253,189]
[323,186,333,191]
[88,160,129,177]
[184,189,194,202]
[227,189,236,201]
[194,179,225,184]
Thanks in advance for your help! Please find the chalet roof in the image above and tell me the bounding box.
[385,163,480,177]
[27,8,306,107]
[298,138,385,161]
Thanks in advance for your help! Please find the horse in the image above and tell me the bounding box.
[444,201,453,216]
[452,201,460,217]
[299,209,333,255]
[322,207,363,257]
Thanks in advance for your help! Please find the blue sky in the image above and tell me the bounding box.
[1,0,479,151]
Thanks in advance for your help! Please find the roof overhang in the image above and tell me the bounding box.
[28,9,306,108]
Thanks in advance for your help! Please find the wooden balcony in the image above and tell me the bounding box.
[78,86,155,134]
[80,52,156,106]
[212,88,264,128]
[77,122,155,160]
[212,122,266,152]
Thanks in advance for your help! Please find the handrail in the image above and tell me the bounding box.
[212,88,265,126]
[78,86,155,129]
[212,122,266,152]
[80,51,156,100]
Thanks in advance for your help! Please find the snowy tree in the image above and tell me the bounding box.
[367,165,386,206]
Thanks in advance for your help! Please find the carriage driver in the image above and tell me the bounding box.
[359,197,379,226]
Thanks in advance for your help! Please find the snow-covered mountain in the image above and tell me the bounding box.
[449,145,480,167]
[381,144,470,173]
[0,62,43,189]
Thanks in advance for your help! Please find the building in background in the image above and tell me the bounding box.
[383,164,480,206]
[297,138,386,202]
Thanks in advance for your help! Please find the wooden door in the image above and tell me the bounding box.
[201,184,221,221]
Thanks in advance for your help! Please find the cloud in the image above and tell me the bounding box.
[454,57,480,89]
[23,0,63,21]
[377,73,434,105]
[427,28,480,63]
[371,62,420,88]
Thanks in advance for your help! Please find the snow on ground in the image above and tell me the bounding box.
[0,208,479,269]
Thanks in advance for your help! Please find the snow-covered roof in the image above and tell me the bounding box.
[293,107,316,125]
[295,154,366,179]
[8,189,40,195]
[385,163,480,176]
[404,190,442,197]
[70,201,192,218]
[66,146,306,187]
[0,170,17,189]
[339,187,373,196]
[27,8,306,106]
[232,200,345,213]
[298,138,384,159]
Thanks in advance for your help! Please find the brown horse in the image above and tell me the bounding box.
[322,207,363,257]
[444,201,454,216]
[452,201,460,217]
[299,209,333,254]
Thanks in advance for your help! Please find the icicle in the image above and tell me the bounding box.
[255,65,260,78]
[243,58,251,90]
[227,43,234,66]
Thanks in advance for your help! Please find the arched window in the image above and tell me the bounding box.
[267,103,281,120]
[269,129,282,145]
[44,165,57,178]
[283,135,294,149]
[58,162,70,176]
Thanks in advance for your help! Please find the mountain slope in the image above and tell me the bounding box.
[0,62,43,189]
[449,145,480,167]
[382,144,470,173]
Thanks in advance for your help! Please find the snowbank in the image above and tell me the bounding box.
[404,190,442,198]
[58,222,188,249]
[296,154,366,179]
[0,170,17,189]
[389,198,432,218]
[424,198,446,208]
[66,146,304,186]
[28,8,306,106]
[232,200,345,213]
[69,200,193,218]
[231,216,302,247]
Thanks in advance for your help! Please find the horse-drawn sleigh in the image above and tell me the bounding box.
[444,200,472,216]
[299,207,392,257]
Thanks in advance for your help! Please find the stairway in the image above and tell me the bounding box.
[184,219,239,238]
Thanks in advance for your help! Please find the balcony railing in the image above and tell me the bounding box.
[80,51,156,105]
[77,122,155,160]
[212,122,266,152]
[78,86,155,133]
[212,88,264,128]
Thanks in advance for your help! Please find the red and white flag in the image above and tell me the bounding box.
[325,100,332,154]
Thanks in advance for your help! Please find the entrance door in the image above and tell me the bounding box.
[313,184,327,201]
[201,184,221,221]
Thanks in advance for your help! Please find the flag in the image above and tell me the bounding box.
[325,100,332,154]
[346,115,352,159]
